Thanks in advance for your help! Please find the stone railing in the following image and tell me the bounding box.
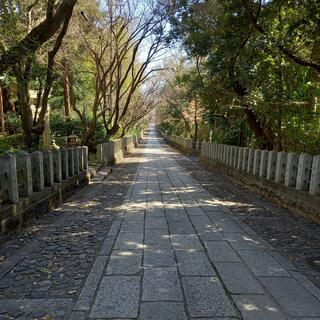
[159,131,200,154]
[0,147,89,234]
[97,135,140,165]
[0,147,88,206]
[201,142,320,196]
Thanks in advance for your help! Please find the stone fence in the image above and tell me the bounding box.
[201,142,320,196]
[159,131,200,155]
[201,142,320,222]
[0,147,89,235]
[97,135,140,165]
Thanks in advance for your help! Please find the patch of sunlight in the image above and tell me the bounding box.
[243,303,260,311]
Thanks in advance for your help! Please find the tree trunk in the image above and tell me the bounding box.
[62,60,71,122]
[0,85,5,133]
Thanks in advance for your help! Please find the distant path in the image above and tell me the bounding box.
[0,128,320,319]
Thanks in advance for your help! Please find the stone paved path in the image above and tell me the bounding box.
[73,127,320,319]
[1,127,320,319]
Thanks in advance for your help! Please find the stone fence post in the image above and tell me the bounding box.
[42,150,54,187]
[31,151,44,192]
[275,151,287,184]
[267,151,277,180]
[16,152,33,197]
[253,149,261,175]
[309,155,320,195]
[284,152,299,187]
[238,147,244,170]
[296,153,312,191]
[52,150,62,183]
[233,146,239,167]
[61,148,69,180]
[247,148,255,173]
[0,154,19,203]
[68,148,75,177]
[242,147,249,171]
[74,148,80,175]
[259,150,269,178]
[83,146,88,170]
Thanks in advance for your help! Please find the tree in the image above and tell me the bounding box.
[0,0,78,149]
[66,0,167,146]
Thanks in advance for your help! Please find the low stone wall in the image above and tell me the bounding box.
[0,147,89,235]
[201,142,320,223]
[158,130,201,155]
[97,135,140,165]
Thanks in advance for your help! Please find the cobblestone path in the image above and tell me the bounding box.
[1,128,320,319]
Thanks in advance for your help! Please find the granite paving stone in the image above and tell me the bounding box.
[142,267,183,301]
[233,294,287,320]
[260,277,320,317]
[140,302,187,320]
[113,232,144,250]
[171,234,203,250]
[90,276,140,318]
[175,250,216,276]
[144,249,176,267]
[182,276,237,318]
[204,241,241,262]
[237,250,290,277]
[106,250,142,275]
[214,262,265,294]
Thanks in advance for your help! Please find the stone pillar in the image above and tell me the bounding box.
[275,151,287,183]
[74,147,80,174]
[267,151,277,180]
[296,153,312,191]
[213,143,217,160]
[0,154,19,203]
[52,150,62,183]
[42,150,54,187]
[97,144,103,163]
[61,148,69,180]
[77,146,84,172]
[238,147,244,169]
[247,148,255,173]
[16,152,33,197]
[242,147,249,171]
[83,146,88,170]
[229,146,234,166]
[309,155,320,195]
[68,148,75,177]
[233,146,239,167]
[253,149,261,175]
[284,152,299,187]
[259,150,269,178]
[31,151,44,192]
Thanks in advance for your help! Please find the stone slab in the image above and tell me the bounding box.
[260,277,320,317]
[140,302,187,320]
[204,241,241,262]
[196,226,225,241]
[142,267,183,301]
[144,249,176,267]
[120,220,144,232]
[237,250,290,277]
[175,250,215,276]
[215,262,265,294]
[145,217,168,229]
[171,234,203,250]
[74,256,108,311]
[182,276,237,318]
[106,250,142,275]
[233,294,286,320]
[114,232,144,250]
[90,276,140,318]
[224,233,265,251]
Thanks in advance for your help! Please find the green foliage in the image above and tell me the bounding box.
[162,0,320,154]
